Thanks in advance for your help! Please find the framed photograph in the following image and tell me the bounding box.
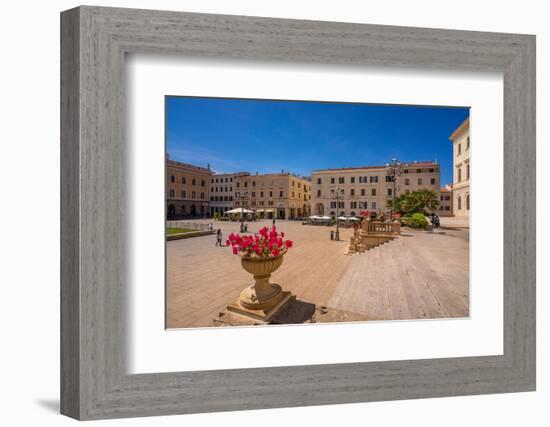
[61,6,536,420]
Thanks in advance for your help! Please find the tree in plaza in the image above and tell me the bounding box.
[388,189,439,216]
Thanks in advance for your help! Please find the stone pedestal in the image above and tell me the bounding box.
[226,254,293,322]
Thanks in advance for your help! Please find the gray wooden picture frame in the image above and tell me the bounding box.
[60,5,536,421]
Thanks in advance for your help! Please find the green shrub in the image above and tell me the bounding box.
[409,213,428,229]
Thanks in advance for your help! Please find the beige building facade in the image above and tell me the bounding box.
[437,184,453,216]
[209,172,249,216]
[312,162,440,218]
[450,118,470,218]
[234,173,312,219]
[166,157,213,218]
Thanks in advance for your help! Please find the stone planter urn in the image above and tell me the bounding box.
[225,226,294,322]
[239,255,285,309]
[227,254,293,322]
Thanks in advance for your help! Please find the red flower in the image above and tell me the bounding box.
[285,240,293,248]
[232,246,238,255]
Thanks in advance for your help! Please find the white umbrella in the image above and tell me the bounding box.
[338,216,348,221]
[309,215,320,219]
[348,217,360,221]
[225,208,254,214]
[320,216,331,220]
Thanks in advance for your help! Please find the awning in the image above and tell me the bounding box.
[224,208,255,214]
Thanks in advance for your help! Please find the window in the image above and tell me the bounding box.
[458,167,462,182]
[430,178,436,185]
[269,191,273,197]
[201,180,205,186]
[169,189,175,198]
[458,143,462,155]
[466,164,470,179]
[361,188,366,196]
[385,176,392,182]
[467,136,470,149]
[244,182,248,187]
[251,192,256,197]
[372,202,377,209]
[192,178,196,185]
[418,178,423,185]
[215,178,219,183]
[181,190,185,198]
[252,181,256,187]
[292,192,295,198]
[260,191,264,198]
[279,191,283,197]
[182,177,186,184]
[350,189,355,196]
[350,177,355,183]
[317,177,321,184]
[200,192,205,200]
[458,196,462,210]
[350,201,357,209]
[359,176,367,183]
[330,177,335,184]
[387,188,392,196]
[338,201,344,209]
[191,191,196,199]
[370,176,378,183]
[405,178,410,185]
[292,181,295,187]
[466,194,470,210]
[330,201,337,209]
[339,177,345,184]
[170,175,175,183]
[371,188,376,196]
[317,190,321,197]
[236,182,240,187]
[429,168,434,173]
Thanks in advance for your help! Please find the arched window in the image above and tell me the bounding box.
[350,211,355,217]
[466,194,470,210]
[458,196,462,210]
[330,211,335,218]
[192,178,196,185]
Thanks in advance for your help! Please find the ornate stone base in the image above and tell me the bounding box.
[226,288,293,322]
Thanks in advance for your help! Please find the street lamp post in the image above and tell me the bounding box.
[331,186,343,240]
[238,191,249,233]
[385,158,403,219]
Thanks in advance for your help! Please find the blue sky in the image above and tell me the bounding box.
[166,96,469,185]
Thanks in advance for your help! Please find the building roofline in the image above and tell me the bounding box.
[449,117,470,141]
[312,161,439,173]
[166,159,213,174]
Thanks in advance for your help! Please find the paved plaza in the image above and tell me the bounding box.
[166,219,469,328]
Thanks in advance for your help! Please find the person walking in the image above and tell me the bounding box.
[272,217,276,227]
[215,229,223,246]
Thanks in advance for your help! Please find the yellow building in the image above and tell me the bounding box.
[312,161,440,217]
[166,157,212,218]
[234,173,312,219]
[450,118,470,218]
